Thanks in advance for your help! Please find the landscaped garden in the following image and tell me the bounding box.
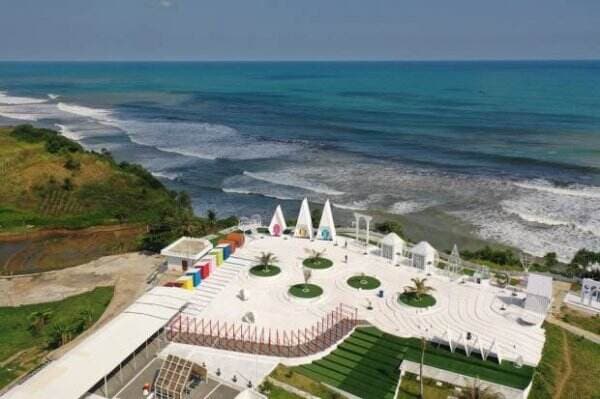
[0,286,114,389]
[347,275,381,290]
[288,284,323,298]
[251,252,282,277]
[398,277,437,308]
[302,249,333,269]
[292,326,533,399]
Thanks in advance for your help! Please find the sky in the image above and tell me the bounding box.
[0,0,599,61]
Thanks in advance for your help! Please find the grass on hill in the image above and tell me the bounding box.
[558,305,600,335]
[267,365,344,399]
[397,372,457,399]
[0,125,180,231]
[529,323,600,399]
[0,287,114,389]
[292,326,533,399]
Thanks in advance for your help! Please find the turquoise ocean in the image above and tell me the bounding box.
[1,61,599,260]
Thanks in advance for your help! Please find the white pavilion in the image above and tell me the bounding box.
[380,232,406,264]
[410,241,439,273]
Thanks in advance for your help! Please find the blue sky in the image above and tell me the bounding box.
[1,0,599,61]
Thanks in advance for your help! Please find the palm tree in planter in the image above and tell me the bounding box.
[305,248,326,261]
[256,252,278,273]
[404,278,435,302]
[458,379,504,399]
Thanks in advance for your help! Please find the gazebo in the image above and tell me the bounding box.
[317,199,336,241]
[380,232,406,264]
[268,205,287,236]
[410,241,439,273]
[294,198,313,239]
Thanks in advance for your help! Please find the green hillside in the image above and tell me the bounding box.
[0,125,182,231]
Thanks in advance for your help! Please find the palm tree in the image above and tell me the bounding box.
[458,379,504,399]
[404,278,435,301]
[305,248,326,260]
[303,268,312,288]
[28,310,53,335]
[79,308,94,328]
[256,252,278,273]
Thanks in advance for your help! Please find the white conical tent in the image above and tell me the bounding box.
[268,205,287,236]
[294,198,313,239]
[317,199,336,240]
[411,241,439,272]
[380,232,406,263]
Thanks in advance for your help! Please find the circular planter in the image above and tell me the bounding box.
[347,275,381,290]
[288,283,323,298]
[249,265,281,277]
[398,292,436,308]
[302,257,333,269]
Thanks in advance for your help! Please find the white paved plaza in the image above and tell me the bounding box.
[183,234,546,366]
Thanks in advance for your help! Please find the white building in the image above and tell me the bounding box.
[294,198,314,239]
[268,205,287,236]
[410,241,438,273]
[380,232,406,264]
[522,273,553,324]
[160,236,213,272]
[317,199,336,241]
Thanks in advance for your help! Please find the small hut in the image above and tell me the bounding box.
[380,232,406,264]
[411,241,438,273]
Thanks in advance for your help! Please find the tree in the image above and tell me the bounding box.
[404,278,435,301]
[543,252,558,269]
[311,208,322,227]
[47,323,72,348]
[457,379,504,399]
[374,220,404,238]
[79,308,94,328]
[207,209,217,226]
[256,252,278,273]
[303,268,312,288]
[28,310,53,335]
[305,248,326,260]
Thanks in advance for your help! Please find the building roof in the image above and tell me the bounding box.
[380,232,405,247]
[4,287,192,399]
[525,273,553,299]
[161,236,213,259]
[411,241,437,257]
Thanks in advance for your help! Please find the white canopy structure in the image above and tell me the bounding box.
[294,198,313,239]
[411,241,439,272]
[380,232,406,264]
[268,205,287,236]
[522,273,553,324]
[317,199,336,241]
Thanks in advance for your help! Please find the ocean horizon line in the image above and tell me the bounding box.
[1,58,599,63]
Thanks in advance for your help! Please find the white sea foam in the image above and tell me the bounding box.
[57,102,115,124]
[515,179,600,199]
[55,124,82,140]
[389,200,436,215]
[151,171,179,180]
[243,170,345,196]
[221,187,295,201]
[0,91,48,105]
[48,94,60,100]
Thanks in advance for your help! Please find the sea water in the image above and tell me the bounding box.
[1,61,599,260]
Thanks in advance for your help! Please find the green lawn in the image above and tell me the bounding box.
[559,305,600,335]
[288,284,323,298]
[293,326,533,399]
[0,287,114,388]
[529,323,600,399]
[397,372,457,399]
[347,275,381,290]
[250,265,282,277]
[268,365,343,399]
[302,257,333,269]
[398,292,437,308]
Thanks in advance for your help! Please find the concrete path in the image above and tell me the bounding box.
[545,316,600,345]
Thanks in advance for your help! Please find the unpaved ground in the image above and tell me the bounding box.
[0,251,163,307]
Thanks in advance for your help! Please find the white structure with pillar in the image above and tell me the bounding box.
[353,212,372,252]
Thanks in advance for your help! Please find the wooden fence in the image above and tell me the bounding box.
[166,303,361,357]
